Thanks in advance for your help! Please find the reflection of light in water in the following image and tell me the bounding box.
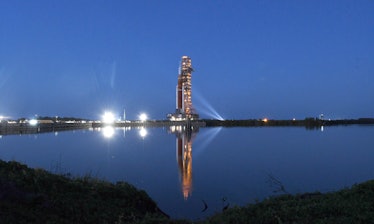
[139,128,147,138]
[194,127,222,155]
[321,126,324,132]
[177,137,193,200]
[170,125,183,133]
[122,127,131,138]
[193,89,224,120]
[102,126,115,138]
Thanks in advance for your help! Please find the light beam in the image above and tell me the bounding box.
[193,89,224,120]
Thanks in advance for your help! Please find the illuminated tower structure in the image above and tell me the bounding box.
[169,56,199,120]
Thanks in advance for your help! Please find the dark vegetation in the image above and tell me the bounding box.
[16,116,87,123]
[203,118,374,129]
[203,181,374,223]
[0,160,169,224]
[1,160,374,223]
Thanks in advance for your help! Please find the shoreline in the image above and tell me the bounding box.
[0,159,373,223]
[0,117,373,136]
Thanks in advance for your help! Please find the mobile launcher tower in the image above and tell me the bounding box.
[168,56,199,120]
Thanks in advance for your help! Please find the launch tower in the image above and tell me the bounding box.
[168,56,199,120]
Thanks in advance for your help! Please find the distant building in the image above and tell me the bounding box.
[168,56,199,120]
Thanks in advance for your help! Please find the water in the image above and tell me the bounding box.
[0,125,374,220]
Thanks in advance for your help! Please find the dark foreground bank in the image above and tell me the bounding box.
[0,160,170,223]
[1,160,373,224]
[203,182,374,223]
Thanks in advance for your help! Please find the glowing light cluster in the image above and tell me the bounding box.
[139,113,147,122]
[102,112,115,124]
[29,119,38,126]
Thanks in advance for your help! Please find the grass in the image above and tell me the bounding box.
[201,181,374,224]
[1,159,374,223]
[0,160,170,223]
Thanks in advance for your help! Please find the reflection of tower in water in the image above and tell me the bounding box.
[177,133,193,199]
[171,126,198,200]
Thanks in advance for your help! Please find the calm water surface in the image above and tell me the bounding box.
[0,125,373,219]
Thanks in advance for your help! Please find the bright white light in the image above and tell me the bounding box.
[139,113,147,122]
[102,112,115,124]
[29,119,38,126]
[139,128,147,138]
[0,115,10,122]
[102,126,115,138]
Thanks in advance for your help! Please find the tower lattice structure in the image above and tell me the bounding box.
[175,56,198,119]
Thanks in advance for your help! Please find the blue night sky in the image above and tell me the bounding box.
[1,1,373,120]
